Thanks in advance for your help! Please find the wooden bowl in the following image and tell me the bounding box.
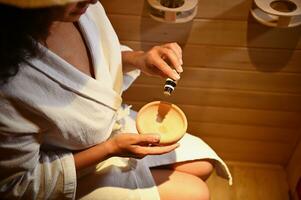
[136,101,188,145]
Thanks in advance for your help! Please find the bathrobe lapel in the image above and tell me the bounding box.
[26,9,123,111]
[86,3,124,94]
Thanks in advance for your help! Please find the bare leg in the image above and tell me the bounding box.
[153,159,214,180]
[150,168,210,200]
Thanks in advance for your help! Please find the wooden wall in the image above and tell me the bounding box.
[102,0,301,165]
[287,137,301,199]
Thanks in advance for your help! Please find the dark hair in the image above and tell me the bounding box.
[0,4,54,84]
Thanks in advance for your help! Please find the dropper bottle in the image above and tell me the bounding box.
[163,70,180,96]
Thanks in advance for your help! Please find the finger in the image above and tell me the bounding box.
[134,143,180,156]
[136,134,161,144]
[124,133,142,144]
[144,65,167,78]
[159,48,183,73]
[122,133,159,146]
[150,54,180,80]
[162,43,183,65]
[147,143,180,155]
[162,43,182,59]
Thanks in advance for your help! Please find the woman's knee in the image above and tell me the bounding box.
[151,169,210,200]
[185,178,210,200]
[170,159,214,180]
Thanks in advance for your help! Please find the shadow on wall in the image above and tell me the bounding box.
[136,0,301,73]
[246,13,301,72]
[139,0,193,50]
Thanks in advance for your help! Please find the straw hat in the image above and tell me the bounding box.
[0,0,85,8]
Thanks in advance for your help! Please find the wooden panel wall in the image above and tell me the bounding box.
[287,136,301,199]
[102,0,301,165]
[207,162,290,200]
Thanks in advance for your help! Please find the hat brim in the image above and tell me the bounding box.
[0,0,85,8]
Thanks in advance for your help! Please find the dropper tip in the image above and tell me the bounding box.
[164,91,171,96]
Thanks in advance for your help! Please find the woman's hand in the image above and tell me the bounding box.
[122,43,183,80]
[106,133,180,159]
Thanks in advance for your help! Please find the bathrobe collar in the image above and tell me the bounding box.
[25,11,122,111]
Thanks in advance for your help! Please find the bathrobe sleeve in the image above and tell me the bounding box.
[0,98,76,200]
[120,44,141,92]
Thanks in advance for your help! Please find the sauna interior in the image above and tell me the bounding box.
[102,0,301,199]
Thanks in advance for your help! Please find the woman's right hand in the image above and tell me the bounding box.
[106,133,179,159]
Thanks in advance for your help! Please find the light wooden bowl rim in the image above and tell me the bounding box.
[136,101,188,144]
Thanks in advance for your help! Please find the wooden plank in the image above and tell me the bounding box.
[219,152,287,164]
[286,137,301,199]
[202,136,293,164]
[109,15,301,49]
[226,161,284,169]
[206,165,237,200]
[127,101,301,128]
[102,0,252,20]
[231,164,289,199]
[188,121,298,143]
[196,0,252,20]
[122,41,301,73]
[132,69,301,94]
[123,85,301,112]
[102,0,146,16]
[207,163,290,200]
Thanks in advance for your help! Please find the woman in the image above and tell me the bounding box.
[0,0,231,199]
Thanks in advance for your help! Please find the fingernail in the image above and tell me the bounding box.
[173,72,181,80]
[178,66,183,73]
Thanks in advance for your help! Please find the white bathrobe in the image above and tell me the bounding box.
[0,2,232,200]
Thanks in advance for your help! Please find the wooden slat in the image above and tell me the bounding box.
[102,0,253,20]
[229,164,289,199]
[102,0,146,16]
[103,0,301,165]
[196,0,252,20]
[132,69,301,93]
[123,85,301,112]
[128,101,301,128]
[122,41,301,73]
[188,122,298,143]
[207,163,290,200]
[207,168,237,200]
[219,152,286,164]
[286,137,301,199]
[202,136,293,164]
[109,15,301,49]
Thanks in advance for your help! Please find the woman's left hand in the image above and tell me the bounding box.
[125,43,183,80]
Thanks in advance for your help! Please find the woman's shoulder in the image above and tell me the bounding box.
[0,62,43,98]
